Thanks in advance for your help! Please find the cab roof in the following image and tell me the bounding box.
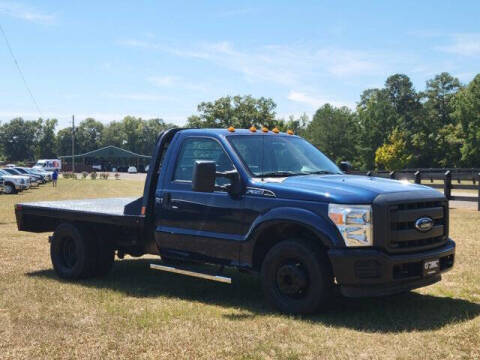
[178,128,296,137]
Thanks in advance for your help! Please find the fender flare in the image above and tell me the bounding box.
[239,207,343,267]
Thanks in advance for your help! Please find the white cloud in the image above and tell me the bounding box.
[147,75,208,92]
[120,39,389,86]
[437,33,480,56]
[0,1,55,24]
[101,92,172,102]
[148,76,177,87]
[287,91,354,109]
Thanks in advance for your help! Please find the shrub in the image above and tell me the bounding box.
[82,171,88,179]
[115,172,120,180]
[90,172,97,180]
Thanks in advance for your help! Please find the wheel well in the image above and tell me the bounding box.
[252,222,327,271]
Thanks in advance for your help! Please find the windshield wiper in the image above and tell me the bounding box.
[303,170,340,175]
[257,171,304,177]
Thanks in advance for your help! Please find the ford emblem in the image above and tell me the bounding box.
[415,217,434,232]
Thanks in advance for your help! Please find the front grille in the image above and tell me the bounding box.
[387,200,448,253]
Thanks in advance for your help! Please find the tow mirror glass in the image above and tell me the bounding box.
[192,161,216,192]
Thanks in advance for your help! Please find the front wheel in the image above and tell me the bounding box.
[4,183,17,194]
[261,239,333,315]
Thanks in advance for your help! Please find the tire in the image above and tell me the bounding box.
[261,239,333,315]
[50,223,98,279]
[93,233,115,276]
[4,183,17,194]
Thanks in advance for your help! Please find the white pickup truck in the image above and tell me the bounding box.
[0,169,30,194]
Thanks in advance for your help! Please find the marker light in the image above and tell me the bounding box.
[272,127,280,134]
[287,129,294,135]
[262,127,269,133]
[250,126,257,132]
[227,126,235,132]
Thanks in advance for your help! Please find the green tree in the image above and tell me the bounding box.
[56,127,74,157]
[356,88,397,170]
[75,118,104,153]
[413,73,462,167]
[187,95,277,129]
[36,118,58,158]
[384,74,422,133]
[453,74,480,166]
[306,104,358,165]
[0,118,41,161]
[375,128,412,170]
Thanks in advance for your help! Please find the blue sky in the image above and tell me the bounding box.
[0,1,479,129]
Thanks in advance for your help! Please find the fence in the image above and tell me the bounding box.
[350,168,480,211]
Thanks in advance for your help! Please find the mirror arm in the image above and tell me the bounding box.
[215,170,237,179]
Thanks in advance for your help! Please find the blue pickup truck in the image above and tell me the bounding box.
[15,128,455,314]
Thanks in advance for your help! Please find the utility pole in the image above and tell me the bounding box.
[72,115,75,173]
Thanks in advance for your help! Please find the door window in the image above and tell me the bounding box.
[173,138,234,185]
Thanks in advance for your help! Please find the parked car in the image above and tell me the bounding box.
[28,168,52,181]
[15,128,455,314]
[33,159,62,172]
[2,168,40,187]
[0,169,30,194]
[31,168,53,181]
[127,166,137,174]
[14,167,47,184]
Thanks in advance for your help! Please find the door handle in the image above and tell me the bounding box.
[162,192,172,209]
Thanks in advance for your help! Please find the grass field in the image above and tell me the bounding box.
[1,179,479,359]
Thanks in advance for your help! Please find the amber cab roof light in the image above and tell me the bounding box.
[249,126,257,132]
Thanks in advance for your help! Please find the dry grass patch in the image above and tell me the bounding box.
[0,179,479,359]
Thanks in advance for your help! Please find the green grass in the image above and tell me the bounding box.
[1,179,479,359]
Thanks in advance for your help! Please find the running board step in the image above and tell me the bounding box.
[150,264,232,284]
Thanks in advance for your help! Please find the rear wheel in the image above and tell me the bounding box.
[51,223,98,279]
[261,239,333,315]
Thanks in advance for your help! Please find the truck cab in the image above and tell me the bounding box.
[15,128,455,314]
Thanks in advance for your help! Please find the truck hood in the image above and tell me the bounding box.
[254,174,442,204]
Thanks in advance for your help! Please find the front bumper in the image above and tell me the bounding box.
[328,239,455,297]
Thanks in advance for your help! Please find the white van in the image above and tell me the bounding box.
[33,159,62,171]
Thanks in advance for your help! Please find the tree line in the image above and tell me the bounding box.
[186,72,480,170]
[0,116,175,162]
[1,72,479,170]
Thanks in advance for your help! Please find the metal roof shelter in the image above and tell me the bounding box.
[60,145,151,172]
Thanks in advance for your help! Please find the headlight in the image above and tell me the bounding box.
[328,204,373,247]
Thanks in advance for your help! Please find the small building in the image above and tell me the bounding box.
[60,145,151,172]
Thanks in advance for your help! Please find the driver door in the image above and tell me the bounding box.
[155,136,245,262]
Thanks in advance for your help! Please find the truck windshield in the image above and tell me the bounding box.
[227,135,341,177]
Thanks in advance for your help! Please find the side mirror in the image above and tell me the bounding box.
[339,161,352,173]
[192,161,216,192]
